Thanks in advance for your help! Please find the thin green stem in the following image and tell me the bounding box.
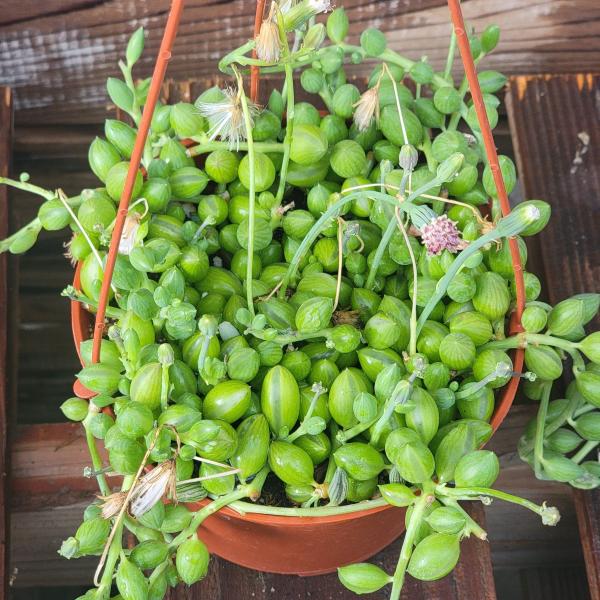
[234,68,257,318]
[187,140,284,157]
[96,520,124,593]
[275,13,295,205]
[573,441,599,464]
[437,497,488,539]
[365,219,396,290]
[119,60,142,125]
[533,382,552,479]
[437,484,555,521]
[56,190,110,288]
[390,488,434,600]
[228,497,389,517]
[444,28,457,81]
[63,287,125,320]
[168,467,269,550]
[395,208,418,355]
[248,326,334,346]
[0,176,55,200]
[383,63,409,146]
[84,424,111,497]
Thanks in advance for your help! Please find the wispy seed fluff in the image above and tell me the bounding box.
[353,86,380,132]
[309,0,333,13]
[256,5,281,63]
[197,87,258,150]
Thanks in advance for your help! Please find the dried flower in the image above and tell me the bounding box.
[308,0,333,13]
[99,492,128,520]
[540,503,561,526]
[353,86,380,132]
[256,6,281,63]
[197,87,258,150]
[63,235,77,267]
[129,460,178,518]
[420,214,467,256]
[118,212,142,255]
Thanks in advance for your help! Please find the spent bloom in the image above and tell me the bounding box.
[197,87,258,150]
[420,214,467,256]
[353,86,380,132]
[118,212,142,255]
[129,460,178,518]
[309,0,333,12]
[256,5,281,63]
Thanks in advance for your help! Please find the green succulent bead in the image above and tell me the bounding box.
[290,123,329,165]
[439,333,477,371]
[448,311,493,346]
[472,349,513,388]
[268,440,315,486]
[330,140,367,179]
[472,272,511,321]
[238,152,276,192]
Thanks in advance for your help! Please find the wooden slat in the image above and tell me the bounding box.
[506,73,600,600]
[573,490,600,600]
[1,0,599,125]
[0,86,13,598]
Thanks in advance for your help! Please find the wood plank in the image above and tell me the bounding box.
[573,490,600,600]
[0,0,599,125]
[506,73,600,599]
[0,86,14,599]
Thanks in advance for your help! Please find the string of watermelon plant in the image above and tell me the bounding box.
[1,2,599,599]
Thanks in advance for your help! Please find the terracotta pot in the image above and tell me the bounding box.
[70,266,522,575]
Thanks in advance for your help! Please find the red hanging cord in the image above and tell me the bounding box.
[447,0,525,430]
[251,0,268,103]
[447,0,525,323]
[91,0,185,364]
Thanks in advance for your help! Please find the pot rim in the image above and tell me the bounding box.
[187,497,394,525]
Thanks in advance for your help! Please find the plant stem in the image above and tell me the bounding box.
[234,67,257,318]
[390,488,434,600]
[84,424,111,497]
[365,219,396,290]
[275,13,294,205]
[482,332,577,353]
[533,382,552,479]
[228,497,389,517]
[437,497,488,539]
[573,441,599,464]
[187,140,284,157]
[168,467,270,550]
[64,287,125,320]
[97,520,124,592]
[0,176,55,200]
[395,208,418,355]
[444,28,457,81]
[437,484,554,520]
[248,326,334,346]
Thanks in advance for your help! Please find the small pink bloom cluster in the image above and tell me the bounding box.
[421,214,464,256]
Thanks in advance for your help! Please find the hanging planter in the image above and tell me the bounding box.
[3,0,600,598]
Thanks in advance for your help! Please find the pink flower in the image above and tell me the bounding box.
[421,214,466,256]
